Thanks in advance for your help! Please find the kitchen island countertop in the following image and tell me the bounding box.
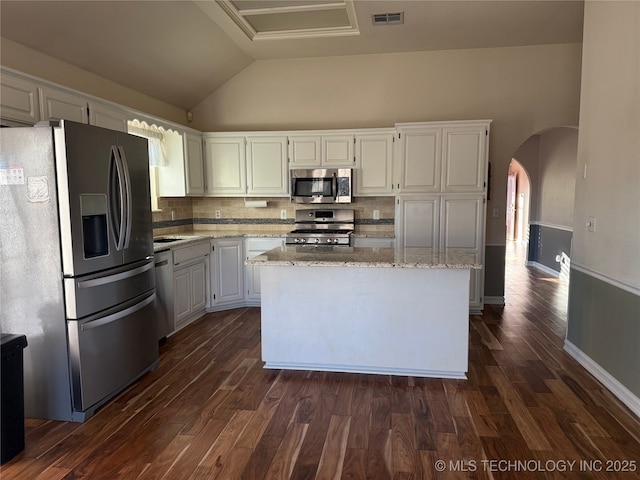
[246,246,481,269]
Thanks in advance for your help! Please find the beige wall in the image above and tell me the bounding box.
[537,127,578,228]
[573,1,640,289]
[0,38,187,125]
[191,43,583,244]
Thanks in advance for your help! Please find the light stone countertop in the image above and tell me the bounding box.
[245,246,482,269]
[153,231,396,252]
[153,231,285,252]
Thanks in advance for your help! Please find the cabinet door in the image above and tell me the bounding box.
[246,136,288,196]
[89,102,129,132]
[396,195,440,248]
[396,127,441,192]
[190,261,207,312]
[0,73,40,124]
[245,238,284,302]
[322,134,355,166]
[184,133,205,196]
[174,267,192,327]
[212,239,244,305]
[204,136,246,195]
[441,125,487,192]
[289,135,321,167]
[355,133,394,195]
[39,86,88,123]
[440,195,484,250]
[440,195,485,310]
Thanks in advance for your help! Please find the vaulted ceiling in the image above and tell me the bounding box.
[0,1,584,110]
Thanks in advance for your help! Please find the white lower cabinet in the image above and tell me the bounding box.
[172,241,210,331]
[353,237,395,248]
[210,238,245,309]
[245,238,285,304]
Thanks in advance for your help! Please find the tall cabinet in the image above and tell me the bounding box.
[395,120,491,313]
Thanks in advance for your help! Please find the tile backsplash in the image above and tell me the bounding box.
[153,196,395,236]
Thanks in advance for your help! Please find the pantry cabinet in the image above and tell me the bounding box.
[394,120,491,312]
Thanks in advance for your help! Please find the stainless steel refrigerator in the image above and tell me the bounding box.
[0,120,159,422]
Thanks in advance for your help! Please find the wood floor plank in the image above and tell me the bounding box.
[314,415,351,480]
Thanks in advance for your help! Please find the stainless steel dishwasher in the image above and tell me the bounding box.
[154,250,174,341]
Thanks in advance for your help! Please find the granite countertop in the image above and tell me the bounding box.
[153,231,284,252]
[153,231,396,252]
[245,246,481,269]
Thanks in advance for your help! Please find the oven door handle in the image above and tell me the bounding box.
[332,173,338,201]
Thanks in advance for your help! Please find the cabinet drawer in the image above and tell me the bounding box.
[173,241,210,266]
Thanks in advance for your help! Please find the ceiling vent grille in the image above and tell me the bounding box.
[372,12,404,26]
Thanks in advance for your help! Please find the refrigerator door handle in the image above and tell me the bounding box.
[109,146,126,251]
[117,146,133,250]
[76,261,154,289]
[81,293,155,331]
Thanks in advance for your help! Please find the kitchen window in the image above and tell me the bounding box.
[127,119,168,211]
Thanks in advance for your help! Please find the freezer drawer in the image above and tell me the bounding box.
[67,290,158,416]
[64,258,155,319]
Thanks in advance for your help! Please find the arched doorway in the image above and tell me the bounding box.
[506,158,531,245]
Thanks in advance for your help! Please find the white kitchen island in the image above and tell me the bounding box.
[246,246,481,379]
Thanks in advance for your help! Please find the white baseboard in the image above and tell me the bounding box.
[526,261,560,278]
[564,340,640,418]
[484,296,505,305]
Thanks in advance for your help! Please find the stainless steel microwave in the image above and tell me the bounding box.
[290,168,352,204]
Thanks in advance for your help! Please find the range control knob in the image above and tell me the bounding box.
[314,238,320,244]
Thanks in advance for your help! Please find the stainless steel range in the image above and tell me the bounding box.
[286,208,354,246]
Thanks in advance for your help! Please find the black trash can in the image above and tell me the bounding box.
[1,333,28,464]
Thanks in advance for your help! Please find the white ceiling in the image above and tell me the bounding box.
[0,1,584,110]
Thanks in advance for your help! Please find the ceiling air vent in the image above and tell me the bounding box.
[372,12,404,26]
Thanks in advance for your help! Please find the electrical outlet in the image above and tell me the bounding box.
[215,210,221,219]
[280,209,287,220]
[373,210,380,220]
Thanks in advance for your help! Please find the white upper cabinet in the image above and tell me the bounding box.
[288,131,355,167]
[89,101,130,132]
[246,135,288,196]
[0,72,40,124]
[354,130,394,196]
[441,125,488,192]
[184,132,205,196]
[204,134,288,197]
[395,125,442,193]
[288,135,322,167]
[204,135,247,196]
[395,121,490,194]
[39,86,88,123]
[322,134,355,166]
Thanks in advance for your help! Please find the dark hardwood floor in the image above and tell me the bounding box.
[2,243,639,479]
